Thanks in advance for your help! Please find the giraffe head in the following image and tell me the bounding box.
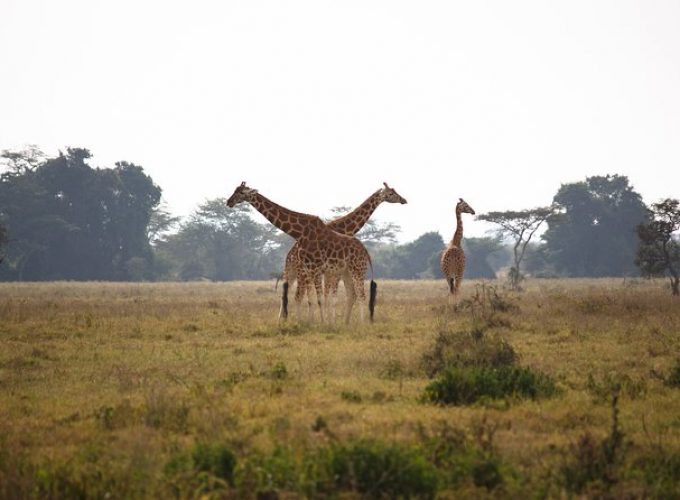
[226,182,259,207]
[456,198,475,215]
[380,182,408,204]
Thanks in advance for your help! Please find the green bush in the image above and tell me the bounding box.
[327,440,439,498]
[560,392,625,495]
[192,443,237,486]
[422,365,556,405]
[665,359,680,388]
[164,442,237,497]
[637,449,680,498]
[421,330,518,378]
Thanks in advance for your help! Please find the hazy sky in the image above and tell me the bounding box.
[2,0,679,241]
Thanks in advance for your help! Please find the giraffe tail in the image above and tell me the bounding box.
[367,251,377,322]
[448,277,455,294]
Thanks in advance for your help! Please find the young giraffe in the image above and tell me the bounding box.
[281,183,407,322]
[226,182,376,324]
[440,198,476,304]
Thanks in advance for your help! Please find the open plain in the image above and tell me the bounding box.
[1,279,680,498]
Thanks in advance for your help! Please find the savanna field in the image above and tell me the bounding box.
[2,279,680,498]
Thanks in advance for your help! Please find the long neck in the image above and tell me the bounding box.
[452,209,463,246]
[328,189,382,236]
[249,192,316,239]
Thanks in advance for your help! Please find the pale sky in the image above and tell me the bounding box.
[1,0,679,242]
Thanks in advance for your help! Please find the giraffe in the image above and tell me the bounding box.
[440,198,476,304]
[226,182,377,324]
[280,182,407,322]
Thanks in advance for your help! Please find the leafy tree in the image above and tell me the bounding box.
[477,207,553,289]
[0,145,45,174]
[462,237,505,279]
[0,147,161,280]
[0,222,7,263]
[636,198,680,296]
[542,175,648,277]
[148,202,180,245]
[160,199,290,281]
[389,231,445,279]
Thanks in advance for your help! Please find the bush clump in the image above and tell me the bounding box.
[421,330,518,378]
[235,441,439,498]
[664,359,680,388]
[164,442,237,496]
[327,440,439,498]
[422,365,556,406]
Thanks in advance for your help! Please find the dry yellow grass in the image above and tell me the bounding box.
[1,278,680,497]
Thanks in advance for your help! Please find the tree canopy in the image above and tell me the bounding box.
[542,175,648,277]
[0,148,161,280]
[636,198,680,295]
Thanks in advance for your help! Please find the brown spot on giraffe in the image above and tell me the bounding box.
[441,198,475,304]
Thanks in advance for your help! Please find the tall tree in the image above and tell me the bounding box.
[462,237,505,279]
[0,222,7,263]
[390,231,445,279]
[477,207,553,289]
[159,199,289,281]
[636,198,680,296]
[0,147,161,280]
[542,175,648,277]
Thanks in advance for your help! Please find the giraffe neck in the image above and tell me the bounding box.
[328,189,382,236]
[452,210,463,247]
[249,192,316,239]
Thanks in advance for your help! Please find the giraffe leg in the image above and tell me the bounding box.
[323,272,338,324]
[326,273,339,324]
[352,274,366,323]
[295,271,308,323]
[453,274,463,306]
[314,273,324,323]
[447,276,456,306]
[278,280,289,322]
[343,271,356,325]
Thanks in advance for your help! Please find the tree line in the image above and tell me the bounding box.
[0,147,678,290]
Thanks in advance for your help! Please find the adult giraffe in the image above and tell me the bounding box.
[226,182,376,323]
[281,183,407,321]
[440,198,476,304]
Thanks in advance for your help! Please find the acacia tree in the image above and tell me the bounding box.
[636,198,680,296]
[477,207,554,289]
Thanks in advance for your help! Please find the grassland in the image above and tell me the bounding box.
[1,279,680,498]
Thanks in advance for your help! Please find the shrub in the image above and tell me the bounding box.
[422,365,556,406]
[340,390,362,403]
[665,359,680,388]
[327,440,439,498]
[421,330,518,378]
[164,442,237,496]
[560,391,625,494]
[636,449,680,498]
[192,443,237,486]
[270,362,288,380]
